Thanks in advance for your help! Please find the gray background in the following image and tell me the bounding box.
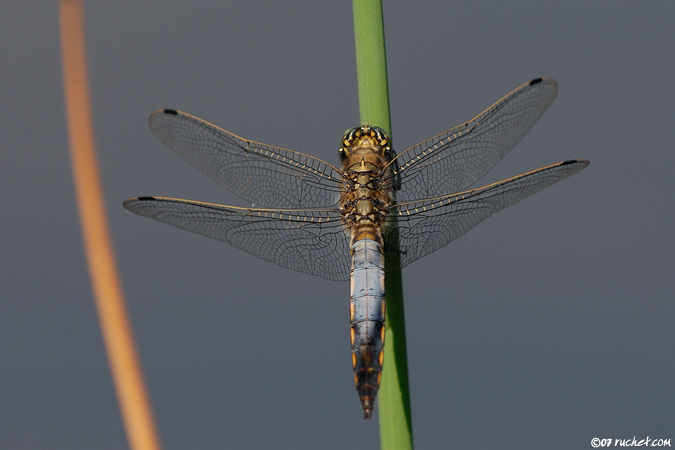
[2,1,674,449]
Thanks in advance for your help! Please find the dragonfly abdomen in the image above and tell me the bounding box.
[349,239,386,419]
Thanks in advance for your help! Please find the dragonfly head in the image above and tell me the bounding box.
[338,126,393,170]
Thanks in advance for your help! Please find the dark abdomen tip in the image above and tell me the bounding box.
[362,399,374,420]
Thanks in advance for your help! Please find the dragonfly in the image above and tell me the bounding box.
[123,77,588,419]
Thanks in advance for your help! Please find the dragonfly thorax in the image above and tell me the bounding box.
[339,177,392,243]
[338,127,395,246]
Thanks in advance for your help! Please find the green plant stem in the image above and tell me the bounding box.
[352,0,391,134]
[352,1,413,449]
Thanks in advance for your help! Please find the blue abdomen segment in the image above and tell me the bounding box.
[349,239,386,419]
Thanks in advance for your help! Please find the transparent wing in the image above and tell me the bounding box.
[384,77,559,201]
[123,197,351,281]
[149,109,345,208]
[385,159,589,271]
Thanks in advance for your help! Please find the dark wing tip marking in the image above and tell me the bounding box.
[123,197,154,210]
[529,77,543,86]
[162,109,178,115]
[561,158,590,167]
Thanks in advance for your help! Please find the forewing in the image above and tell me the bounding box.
[123,197,351,281]
[149,109,345,208]
[385,77,559,201]
[385,159,589,271]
